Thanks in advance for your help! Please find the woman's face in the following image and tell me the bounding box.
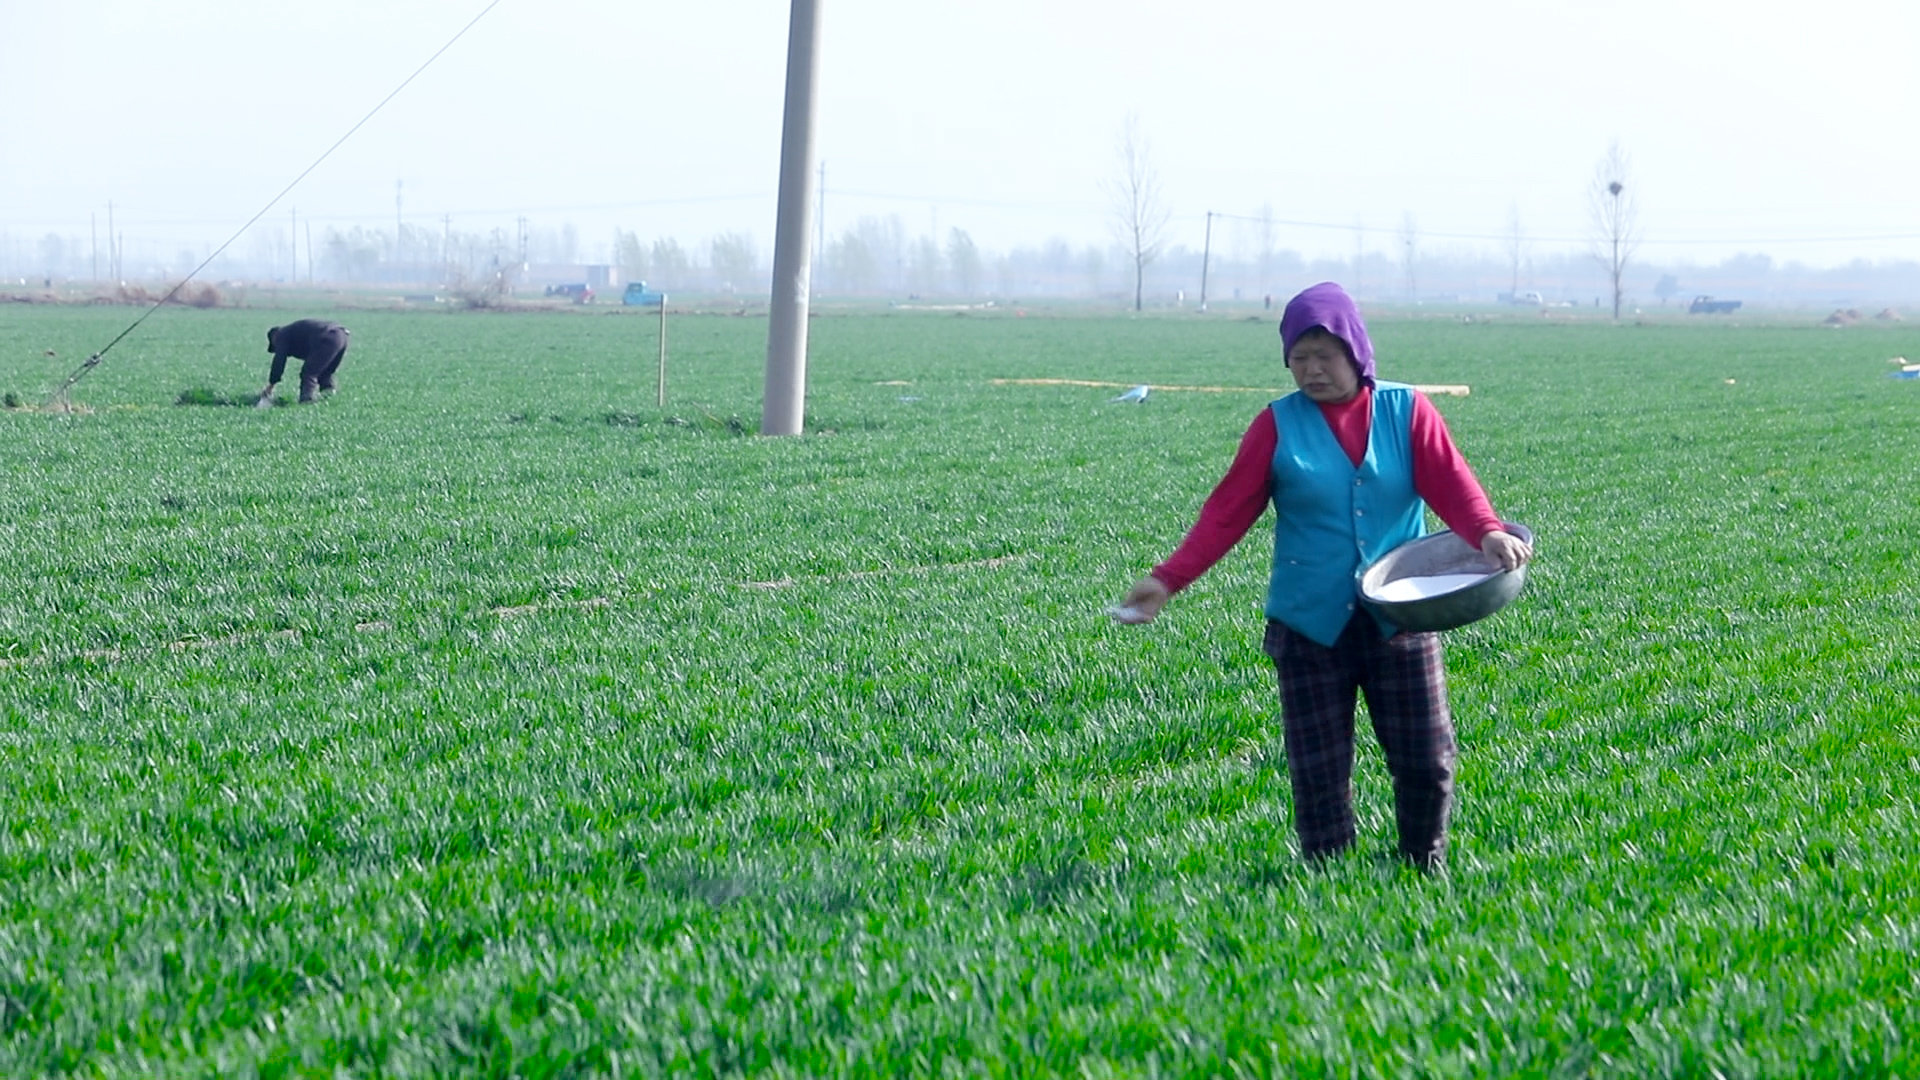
[1287,334,1361,403]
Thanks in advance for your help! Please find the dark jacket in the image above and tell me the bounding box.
[267,320,349,385]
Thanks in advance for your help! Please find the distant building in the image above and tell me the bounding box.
[525,263,620,290]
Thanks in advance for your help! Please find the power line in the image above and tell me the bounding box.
[831,188,1095,214]
[8,192,776,231]
[49,0,507,404]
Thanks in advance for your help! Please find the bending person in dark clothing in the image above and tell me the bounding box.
[258,319,350,405]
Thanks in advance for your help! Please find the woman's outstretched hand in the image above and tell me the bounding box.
[1481,530,1533,572]
[1109,576,1171,624]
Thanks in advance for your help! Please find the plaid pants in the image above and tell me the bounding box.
[1263,615,1455,866]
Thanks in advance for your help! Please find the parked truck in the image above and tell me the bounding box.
[622,281,665,306]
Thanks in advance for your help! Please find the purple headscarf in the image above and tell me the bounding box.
[1279,282,1375,384]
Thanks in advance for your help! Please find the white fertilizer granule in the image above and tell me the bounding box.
[1372,573,1491,603]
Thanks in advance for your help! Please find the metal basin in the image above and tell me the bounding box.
[1358,522,1534,632]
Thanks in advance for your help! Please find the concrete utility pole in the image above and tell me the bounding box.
[760,0,823,437]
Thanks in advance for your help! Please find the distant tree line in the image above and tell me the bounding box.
[10,217,1920,309]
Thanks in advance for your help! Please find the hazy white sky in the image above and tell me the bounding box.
[4,0,1918,269]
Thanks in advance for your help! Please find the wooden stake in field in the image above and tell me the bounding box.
[656,295,670,408]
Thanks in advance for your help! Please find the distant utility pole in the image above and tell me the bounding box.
[815,159,826,289]
[395,179,404,266]
[1198,210,1216,312]
[291,206,298,284]
[760,0,823,438]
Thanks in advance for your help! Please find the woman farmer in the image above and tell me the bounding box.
[1114,282,1531,869]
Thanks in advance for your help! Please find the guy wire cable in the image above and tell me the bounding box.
[49,0,506,407]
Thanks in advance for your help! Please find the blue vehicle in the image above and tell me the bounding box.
[1688,295,1741,314]
[622,281,665,306]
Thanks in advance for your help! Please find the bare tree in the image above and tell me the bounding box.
[650,237,692,286]
[615,229,650,284]
[1589,142,1639,320]
[824,230,876,294]
[1654,273,1679,306]
[907,235,942,296]
[946,228,981,297]
[1104,114,1170,311]
[38,234,66,279]
[710,232,757,293]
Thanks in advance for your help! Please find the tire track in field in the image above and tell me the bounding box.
[0,554,1037,671]
[736,553,1030,591]
[0,628,306,670]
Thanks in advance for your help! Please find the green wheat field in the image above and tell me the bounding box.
[3,302,1917,1077]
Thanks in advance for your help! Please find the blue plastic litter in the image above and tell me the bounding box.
[1111,384,1151,403]
[1890,371,1919,380]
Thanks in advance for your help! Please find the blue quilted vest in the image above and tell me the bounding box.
[1265,382,1426,646]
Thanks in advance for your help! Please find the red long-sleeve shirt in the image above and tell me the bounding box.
[1151,385,1504,593]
